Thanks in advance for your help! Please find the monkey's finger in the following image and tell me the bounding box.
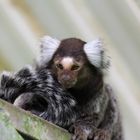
[72,135,87,140]
[92,129,111,140]
[71,134,78,140]
[88,132,94,140]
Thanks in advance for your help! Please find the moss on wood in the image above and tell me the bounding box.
[0,99,71,140]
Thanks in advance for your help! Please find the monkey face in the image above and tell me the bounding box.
[39,36,109,88]
[53,56,84,89]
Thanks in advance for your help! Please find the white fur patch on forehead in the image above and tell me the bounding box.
[61,57,74,69]
[38,36,60,64]
[84,38,110,69]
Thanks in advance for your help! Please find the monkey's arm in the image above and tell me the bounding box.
[98,85,123,140]
[14,91,78,129]
[38,93,78,129]
[70,85,123,140]
[69,90,109,140]
[79,89,109,126]
[39,106,77,129]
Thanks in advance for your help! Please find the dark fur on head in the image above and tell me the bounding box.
[48,38,103,91]
[54,38,86,57]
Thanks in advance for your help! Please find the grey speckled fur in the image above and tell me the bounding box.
[0,65,77,128]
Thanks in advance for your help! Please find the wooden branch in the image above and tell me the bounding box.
[0,109,23,140]
[0,99,71,140]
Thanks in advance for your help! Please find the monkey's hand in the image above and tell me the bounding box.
[69,121,111,140]
[69,121,96,140]
[89,129,111,140]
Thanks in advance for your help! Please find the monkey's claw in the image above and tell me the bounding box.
[69,123,111,140]
[70,126,89,140]
[69,123,95,140]
[91,129,111,140]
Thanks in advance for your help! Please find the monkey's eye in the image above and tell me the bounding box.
[71,64,80,71]
[56,63,63,70]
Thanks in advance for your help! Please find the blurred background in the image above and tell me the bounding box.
[0,0,140,139]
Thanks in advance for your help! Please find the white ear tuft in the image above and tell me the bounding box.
[38,36,60,64]
[84,38,110,69]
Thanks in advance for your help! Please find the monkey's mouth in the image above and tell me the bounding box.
[59,80,77,89]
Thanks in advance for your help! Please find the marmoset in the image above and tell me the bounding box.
[0,36,123,140]
[39,36,123,140]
